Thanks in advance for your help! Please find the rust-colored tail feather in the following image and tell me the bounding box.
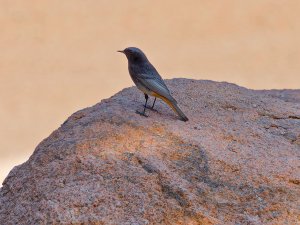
[156,94,189,122]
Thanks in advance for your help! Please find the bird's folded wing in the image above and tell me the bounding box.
[137,77,177,104]
[138,73,170,92]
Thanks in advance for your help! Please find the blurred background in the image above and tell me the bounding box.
[0,0,299,185]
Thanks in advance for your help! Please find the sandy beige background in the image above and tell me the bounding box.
[0,0,299,184]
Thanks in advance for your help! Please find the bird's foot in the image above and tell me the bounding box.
[144,105,158,112]
[136,110,148,117]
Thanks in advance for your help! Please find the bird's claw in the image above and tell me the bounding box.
[144,105,158,112]
[135,110,148,117]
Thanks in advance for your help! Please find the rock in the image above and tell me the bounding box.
[0,79,299,224]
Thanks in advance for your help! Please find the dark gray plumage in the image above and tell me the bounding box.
[118,47,188,122]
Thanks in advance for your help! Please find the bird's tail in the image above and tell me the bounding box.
[157,95,189,122]
[171,102,189,122]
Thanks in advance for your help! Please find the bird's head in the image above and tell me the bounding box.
[118,47,148,63]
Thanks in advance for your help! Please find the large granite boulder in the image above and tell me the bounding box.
[1,79,299,224]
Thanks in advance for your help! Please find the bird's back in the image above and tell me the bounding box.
[129,61,170,92]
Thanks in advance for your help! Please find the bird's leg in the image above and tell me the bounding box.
[145,97,158,111]
[136,93,149,117]
[144,94,149,110]
[151,97,156,109]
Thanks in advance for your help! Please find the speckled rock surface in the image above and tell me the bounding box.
[0,79,299,224]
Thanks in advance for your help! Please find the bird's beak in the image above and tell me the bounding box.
[117,50,124,54]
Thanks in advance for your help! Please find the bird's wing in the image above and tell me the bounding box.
[152,75,170,92]
[138,71,170,92]
[137,75,177,104]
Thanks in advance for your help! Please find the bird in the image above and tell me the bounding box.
[118,47,188,122]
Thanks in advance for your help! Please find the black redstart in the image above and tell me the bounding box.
[118,47,188,122]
